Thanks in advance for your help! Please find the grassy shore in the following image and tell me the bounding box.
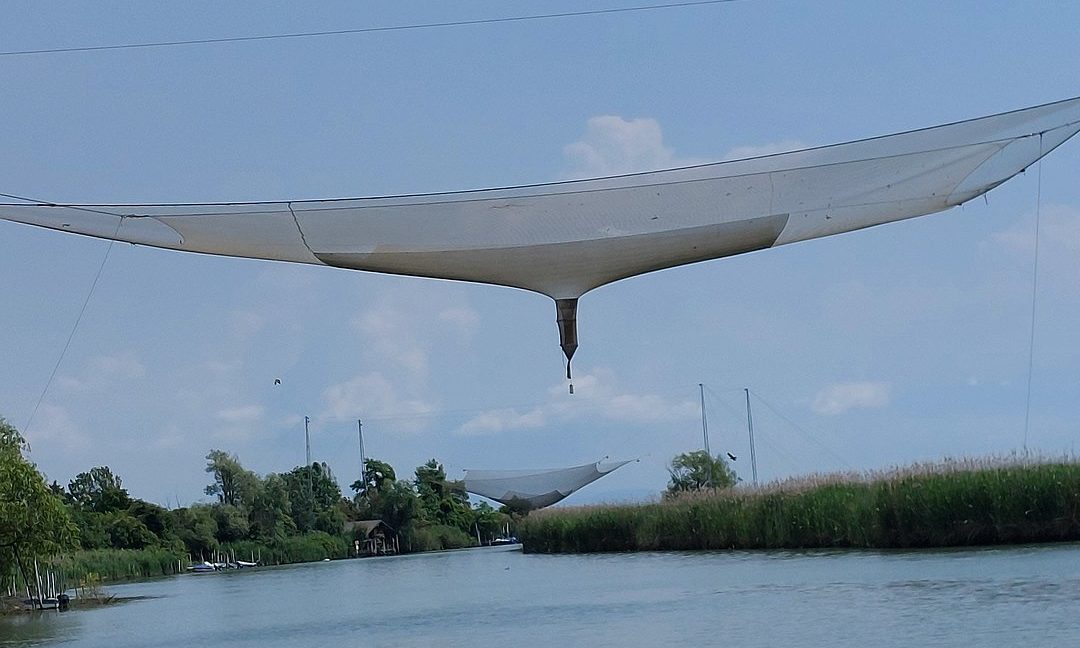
[48,547,188,583]
[28,532,353,590]
[221,532,352,566]
[520,457,1080,553]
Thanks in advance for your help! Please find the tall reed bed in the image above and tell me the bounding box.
[46,547,187,584]
[222,532,351,566]
[520,457,1080,553]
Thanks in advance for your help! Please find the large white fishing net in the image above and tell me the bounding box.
[4,97,1079,375]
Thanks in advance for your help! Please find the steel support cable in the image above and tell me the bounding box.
[0,1,744,58]
[1022,133,1044,451]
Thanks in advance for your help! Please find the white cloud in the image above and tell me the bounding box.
[216,404,264,424]
[201,359,239,376]
[721,139,806,161]
[211,405,267,442]
[352,303,430,379]
[811,382,891,415]
[24,404,88,452]
[562,114,807,180]
[549,370,700,423]
[458,408,546,436]
[322,372,435,433]
[438,306,480,336]
[991,204,1080,255]
[56,352,145,394]
[563,116,684,178]
[329,291,474,434]
[456,367,697,436]
[151,424,186,450]
[228,310,264,340]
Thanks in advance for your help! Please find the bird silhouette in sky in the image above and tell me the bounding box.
[726,452,737,461]
[274,379,281,385]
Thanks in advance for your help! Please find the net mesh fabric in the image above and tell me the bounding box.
[464,460,633,508]
[3,97,1078,300]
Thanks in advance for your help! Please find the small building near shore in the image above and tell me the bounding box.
[344,520,397,556]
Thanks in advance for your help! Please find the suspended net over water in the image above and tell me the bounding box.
[463,460,634,509]
[3,97,1079,376]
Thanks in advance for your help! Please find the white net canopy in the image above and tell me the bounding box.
[464,460,634,509]
[4,97,1079,375]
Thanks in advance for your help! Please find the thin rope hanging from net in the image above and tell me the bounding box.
[22,215,122,439]
[1023,133,1044,452]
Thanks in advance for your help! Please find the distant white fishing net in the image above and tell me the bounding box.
[464,460,634,508]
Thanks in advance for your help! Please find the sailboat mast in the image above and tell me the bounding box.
[744,388,759,486]
[698,383,711,456]
[357,419,366,491]
[699,383,713,487]
[304,415,313,505]
[304,416,311,467]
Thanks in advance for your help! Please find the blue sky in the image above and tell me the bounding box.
[2,1,1079,506]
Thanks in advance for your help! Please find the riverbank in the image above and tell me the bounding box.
[5,542,1080,646]
[22,531,353,590]
[519,457,1080,553]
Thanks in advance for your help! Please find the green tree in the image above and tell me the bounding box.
[212,504,251,543]
[127,499,174,540]
[0,419,77,594]
[373,480,421,539]
[473,502,511,542]
[283,462,345,534]
[414,459,474,532]
[72,510,109,549]
[350,458,396,495]
[499,498,535,517]
[248,473,295,542]
[666,450,736,496]
[204,450,259,508]
[67,466,131,513]
[171,505,219,557]
[104,511,157,549]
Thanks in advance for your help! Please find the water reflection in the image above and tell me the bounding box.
[2,544,1079,647]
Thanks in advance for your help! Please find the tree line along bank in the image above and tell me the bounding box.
[0,417,514,595]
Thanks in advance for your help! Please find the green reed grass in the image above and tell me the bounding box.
[47,547,187,584]
[222,532,352,566]
[36,532,351,589]
[520,457,1080,553]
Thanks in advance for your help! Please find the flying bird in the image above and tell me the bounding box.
[273,378,281,385]
[726,452,737,461]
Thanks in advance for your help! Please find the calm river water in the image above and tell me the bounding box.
[3,543,1079,647]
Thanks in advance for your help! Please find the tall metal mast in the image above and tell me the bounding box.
[357,419,366,492]
[304,415,312,467]
[699,383,713,487]
[744,388,759,486]
[303,415,313,506]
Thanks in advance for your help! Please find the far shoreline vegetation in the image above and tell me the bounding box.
[520,453,1080,553]
[1,416,513,610]
[6,413,1080,612]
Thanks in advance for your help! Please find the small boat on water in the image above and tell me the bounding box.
[20,595,69,611]
[187,559,259,573]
